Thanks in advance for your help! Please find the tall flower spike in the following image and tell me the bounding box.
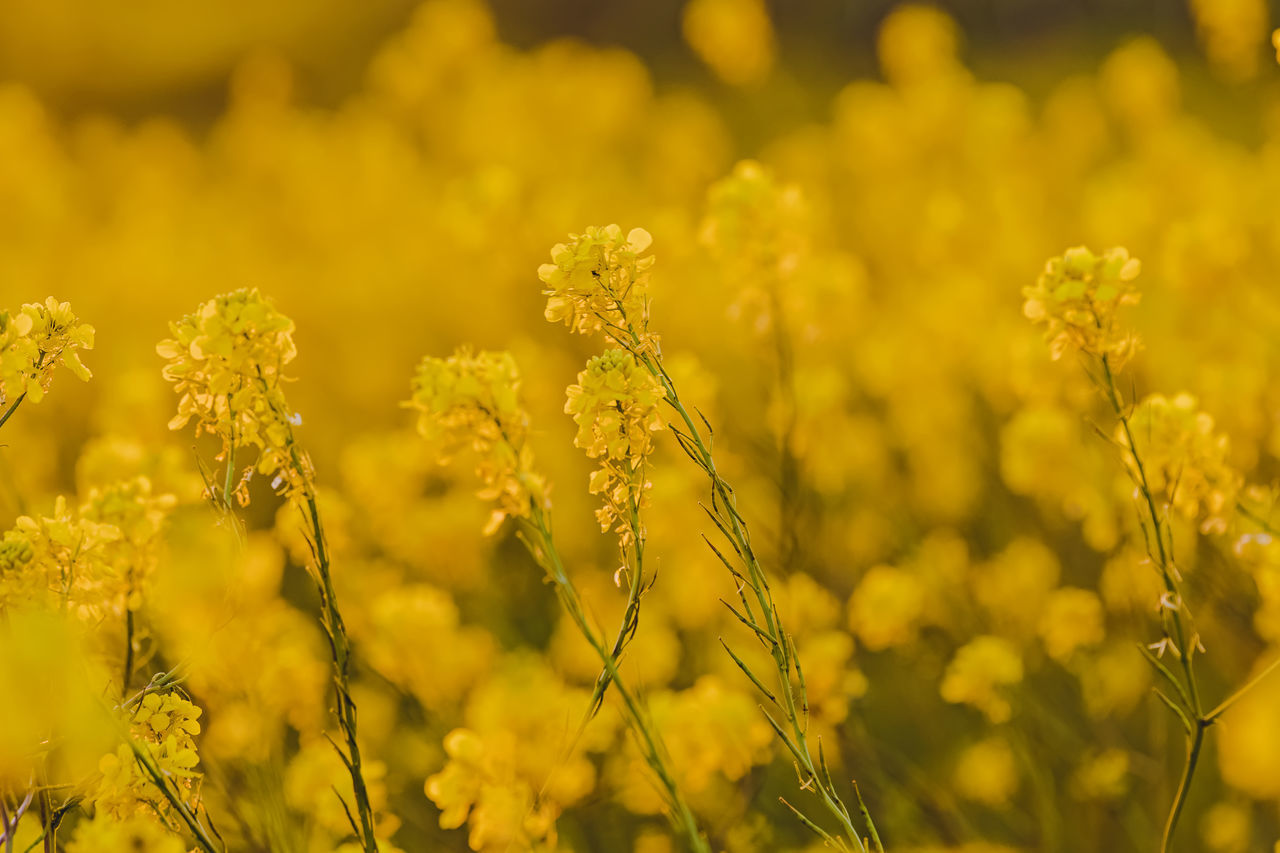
[0,297,94,411]
[157,288,307,503]
[564,349,666,545]
[1022,246,1142,369]
[406,348,547,533]
[539,224,656,346]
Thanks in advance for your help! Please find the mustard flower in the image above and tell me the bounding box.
[157,288,307,503]
[0,297,94,408]
[940,635,1024,723]
[681,0,776,86]
[1120,392,1241,534]
[564,348,666,541]
[92,691,204,820]
[66,814,188,853]
[539,224,655,344]
[1023,246,1142,369]
[406,348,547,533]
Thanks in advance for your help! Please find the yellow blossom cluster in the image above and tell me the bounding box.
[564,348,665,540]
[1022,246,1142,369]
[157,288,306,503]
[3,1,1280,850]
[406,348,547,533]
[0,297,92,409]
[92,691,203,819]
[66,813,188,853]
[1120,393,1241,534]
[539,225,655,344]
[940,636,1024,724]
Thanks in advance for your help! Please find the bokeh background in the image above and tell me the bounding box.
[3,0,1280,851]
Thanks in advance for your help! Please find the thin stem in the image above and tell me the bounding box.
[1096,355,1204,852]
[127,737,221,853]
[0,393,26,432]
[296,455,379,853]
[1161,722,1205,853]
[520,504,709,853]
[1205,654,1280,723]
[626,337,866,850]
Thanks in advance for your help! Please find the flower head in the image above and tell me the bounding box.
[1120,392,1241,533]
[564,349,666,541]
[539,225,655,344]
[1023,246,1142,369]
[0,297,94,406]
[157,289,307,502]
[406,348,547,533]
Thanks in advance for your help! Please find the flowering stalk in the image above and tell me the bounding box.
[0,298,94,431]
[564,349,666,715]
[1095,355,1204,852]
[539,225,874,852]
[1024,246,1280,852]
[158,289,379,852]
[406,349,709,853]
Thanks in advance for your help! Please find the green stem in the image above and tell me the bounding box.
[623,335,865,851]
[1096,355,1204,853]
[298,464,379,853]
[521,504,710,853]
[0,393,26,432]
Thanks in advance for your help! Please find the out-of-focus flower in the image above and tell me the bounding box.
[1022,246,1141,369]
[940,635,1023,723]
[1120,393,1241,534]
[681,0,775,86]
[405,347,547,533]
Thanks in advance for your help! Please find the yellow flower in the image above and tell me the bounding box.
[1038,587,1105,663]
[1023,246,1141,369]
[940,635,1023,723]
[0,296,94,407]
[1121,392,1240,533]
[66,813,187,853]
[405,347,547,533]
[953,737,1019,807]
[157,288,308,502]
[564,348,666,542]
[539,224,655,344]
[91,691,205,820]
[847,564,925,651]
[681,0,776,87]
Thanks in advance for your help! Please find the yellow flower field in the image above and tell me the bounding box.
[2,1,1280,851]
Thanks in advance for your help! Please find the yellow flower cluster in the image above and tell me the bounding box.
[1121,393,1241,534]
[93,691,203,819]
[0,478,173,623]
[0,296,93,408]
[157,288,306,503]
[1189,0,1268,81]
[426,729,559,852]
[681,0,776,87]
[564,348,666,540]
[66,813,188,853]
[406,348,547,533]
[699,159,809,333]
[1022,246,1142,368]
[539,225,655,344]
[425,656,610,850]
[940,635,1024,723]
